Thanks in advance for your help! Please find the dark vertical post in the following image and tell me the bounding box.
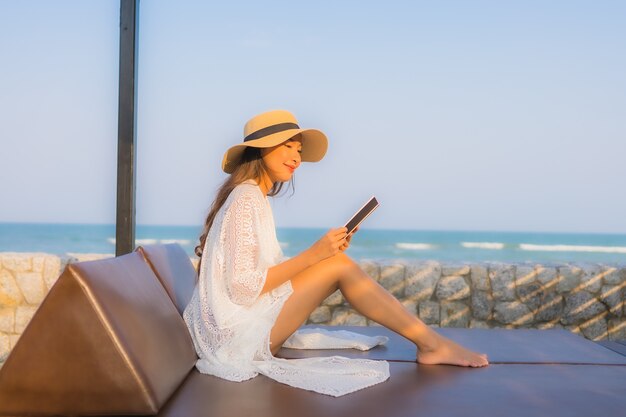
[116,0,140,256]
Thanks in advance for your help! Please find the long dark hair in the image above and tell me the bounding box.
[195,146,294,273]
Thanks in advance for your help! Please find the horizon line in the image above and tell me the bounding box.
[1,221,625,236]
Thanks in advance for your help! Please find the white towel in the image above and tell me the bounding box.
[283,327,389,351]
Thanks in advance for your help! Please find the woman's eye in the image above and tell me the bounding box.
[285,143,302,153]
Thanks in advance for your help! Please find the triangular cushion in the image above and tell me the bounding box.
[136,244,197,316]
[0,251,197,416]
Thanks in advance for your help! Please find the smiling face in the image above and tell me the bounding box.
[259,136,303,185]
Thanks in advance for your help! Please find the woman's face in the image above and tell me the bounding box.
[260,137,303,183]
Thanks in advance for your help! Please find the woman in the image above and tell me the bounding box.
[183,110,488,397]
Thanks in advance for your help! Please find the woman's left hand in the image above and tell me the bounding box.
[340,226,359,251]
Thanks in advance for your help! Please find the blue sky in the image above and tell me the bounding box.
[1,1,625,233]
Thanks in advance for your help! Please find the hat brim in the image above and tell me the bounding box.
[222,128,328,174]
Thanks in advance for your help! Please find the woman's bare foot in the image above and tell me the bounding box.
[417,333,489,368]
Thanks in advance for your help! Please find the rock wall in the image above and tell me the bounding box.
[307,260,626,343]
[0,252,113,363]
[1,253,625,363]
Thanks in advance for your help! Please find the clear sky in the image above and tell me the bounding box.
[1,1,625,234]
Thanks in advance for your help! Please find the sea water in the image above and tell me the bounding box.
[1,223,625,265]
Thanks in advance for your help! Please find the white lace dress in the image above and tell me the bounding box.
[183,180,389,397]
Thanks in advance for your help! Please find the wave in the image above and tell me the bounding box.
[519,243,626,254]
[107,238,192,246]
[135,239,159,245]
[395,242,436,250]
[160,239,192,245]
[461,242,505,250]
[279,241,289,248]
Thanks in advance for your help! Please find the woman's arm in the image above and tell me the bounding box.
[260,227,349,294]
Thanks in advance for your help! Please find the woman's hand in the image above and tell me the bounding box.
[306,227,349,263]
[340,226,359,252]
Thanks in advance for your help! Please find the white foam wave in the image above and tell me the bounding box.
[106,238,191,246]
[519,243,626,254]
[136,238,158,245]
[461,242,505,250]
[160,239,192,245]
[279,241,289,248]
[396,242,435,250]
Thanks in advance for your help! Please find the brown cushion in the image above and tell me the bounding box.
[156,363,626,417]
[136,244,198,316]
[0,251,197,416]
[278,325,626,365]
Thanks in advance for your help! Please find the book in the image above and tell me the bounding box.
[344,196,379,235]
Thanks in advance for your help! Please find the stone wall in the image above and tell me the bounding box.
[1,253,625,364]
[0,253,113,364]
[307,260,626,343]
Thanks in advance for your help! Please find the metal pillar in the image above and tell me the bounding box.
[115,0,139,256]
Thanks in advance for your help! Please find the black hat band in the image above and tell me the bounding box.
[244,122,300,142]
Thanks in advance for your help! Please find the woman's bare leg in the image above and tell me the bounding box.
[269,253,488,367]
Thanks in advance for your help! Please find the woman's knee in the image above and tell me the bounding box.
[323,252,359,277]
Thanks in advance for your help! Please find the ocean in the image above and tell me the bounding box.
[1,223,626,265]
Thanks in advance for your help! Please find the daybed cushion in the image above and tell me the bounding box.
[0,251,197,416]
[136,243,197,316]
[278,325,626,365]
[155,362,626,417]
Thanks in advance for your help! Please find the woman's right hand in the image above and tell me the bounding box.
[306,227,348,264]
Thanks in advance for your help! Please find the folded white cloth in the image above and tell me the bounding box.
[283,327,389,351]
[254,356,390,397]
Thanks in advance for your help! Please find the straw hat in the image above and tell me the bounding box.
[221,110,328,174]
